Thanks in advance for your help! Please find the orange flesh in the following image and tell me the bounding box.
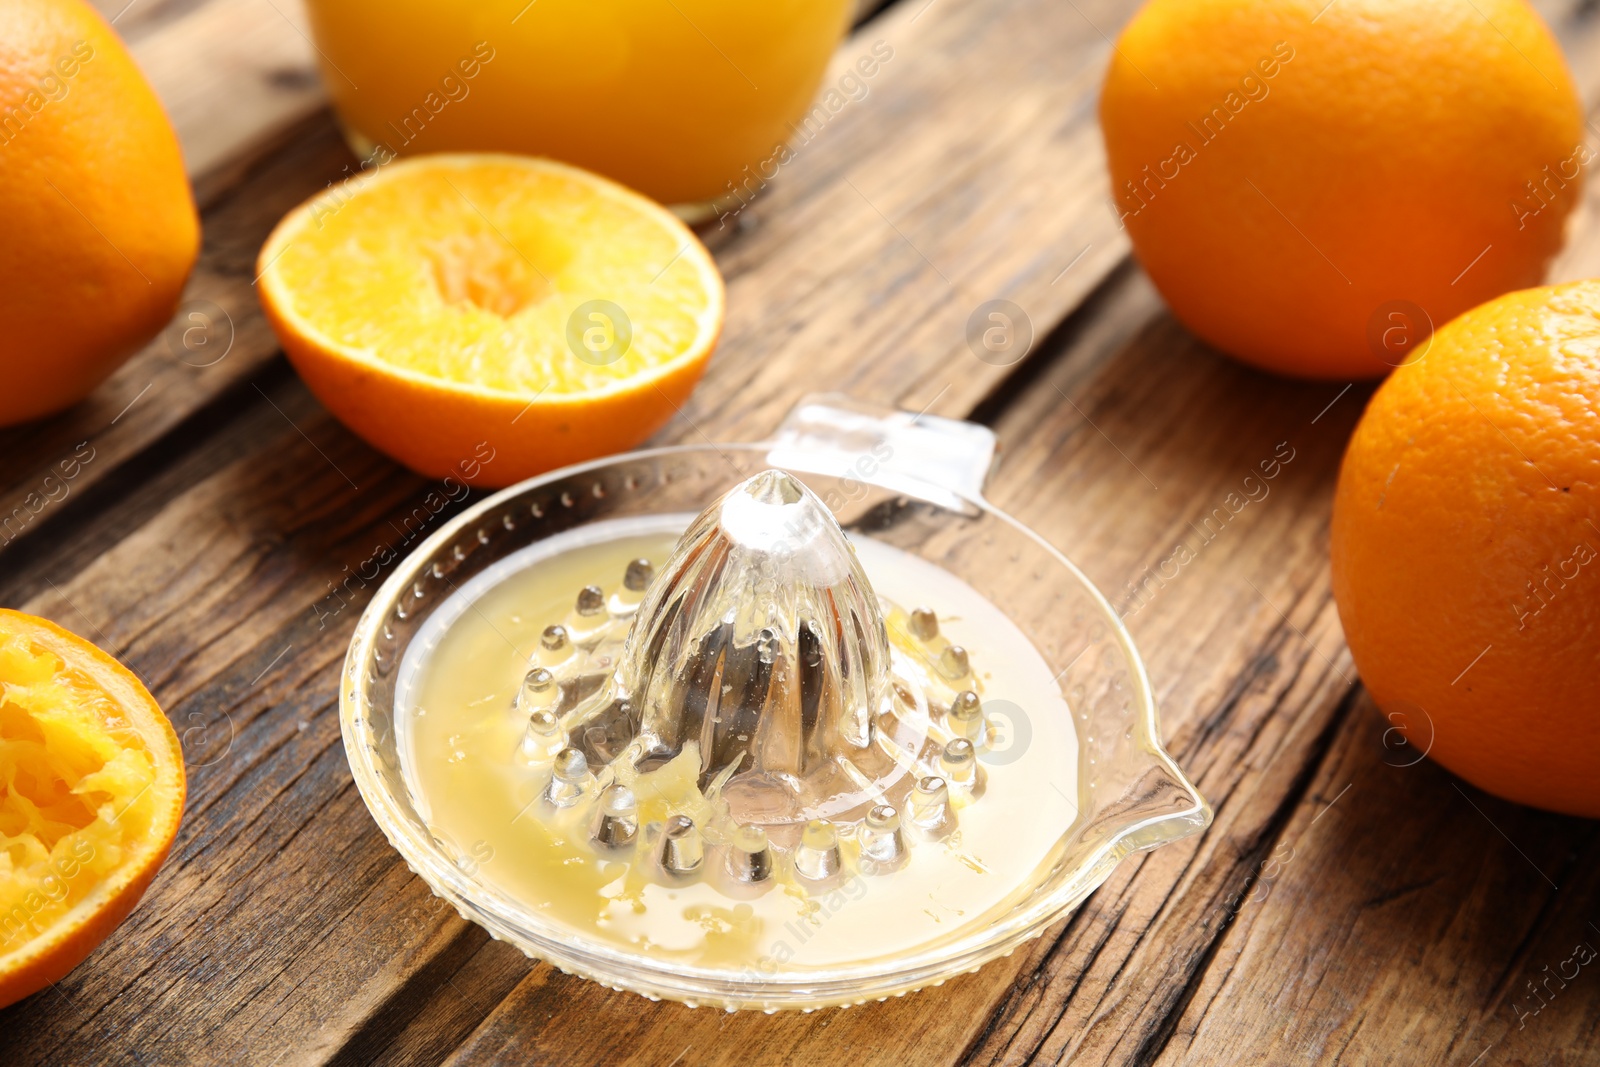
[267,159,721,395]
[0,633,169,954]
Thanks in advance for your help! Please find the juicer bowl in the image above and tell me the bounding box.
[341,396,1211,1011]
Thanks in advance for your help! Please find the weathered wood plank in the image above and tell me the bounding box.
[1147,695,1600,1067]
[454,2,1600,1056]
[953,2,1600,1060]
[1107,34,1600,1052]
[86,0,327,201]
[0,0,1152,1060]
[5,0,1599,1063]
[951,284,1370,1067]
[130,0,325,206]
[0,0,1005,577]
[362,939,533,1067]
[442,263,1369,1067]
[0,393,463,1066]
[691,0,1131,438]
[0,121,351,591]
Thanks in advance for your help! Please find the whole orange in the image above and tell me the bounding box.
[1331,280,1600,817]
[0,0,199,424]
[1100,0,1584,379]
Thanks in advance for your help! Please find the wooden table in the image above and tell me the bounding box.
[4,0,1598,1063]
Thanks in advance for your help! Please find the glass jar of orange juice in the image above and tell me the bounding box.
[301,0,853,217]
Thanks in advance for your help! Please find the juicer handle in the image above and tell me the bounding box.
[768,394,998,510]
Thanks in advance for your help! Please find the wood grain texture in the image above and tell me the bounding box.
[0,0,1147,1059]
[438,267,1369,1067]
[1148,695,1600,1067]
[0,0,966,572]
[3,0,1600,1063]
[132,0,326,206]
[0,122,351,599]
[86,0,327,202]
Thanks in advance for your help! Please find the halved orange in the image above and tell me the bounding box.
[0,609,185,1009]
[256,154,725,488]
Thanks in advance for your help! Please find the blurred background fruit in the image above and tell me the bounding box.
[0,0,199,425]
[1100,0,1584,379]
[256,154,724,488]
[0,609,186,1009]
[1331,280,1600,817]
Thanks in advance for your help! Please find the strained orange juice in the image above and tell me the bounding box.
[396,516,1079,969]
[302,0,853,210]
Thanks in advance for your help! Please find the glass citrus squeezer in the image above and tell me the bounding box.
[341,395,1210,1011]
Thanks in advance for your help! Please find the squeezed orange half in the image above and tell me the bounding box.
[0,610,185,1009]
